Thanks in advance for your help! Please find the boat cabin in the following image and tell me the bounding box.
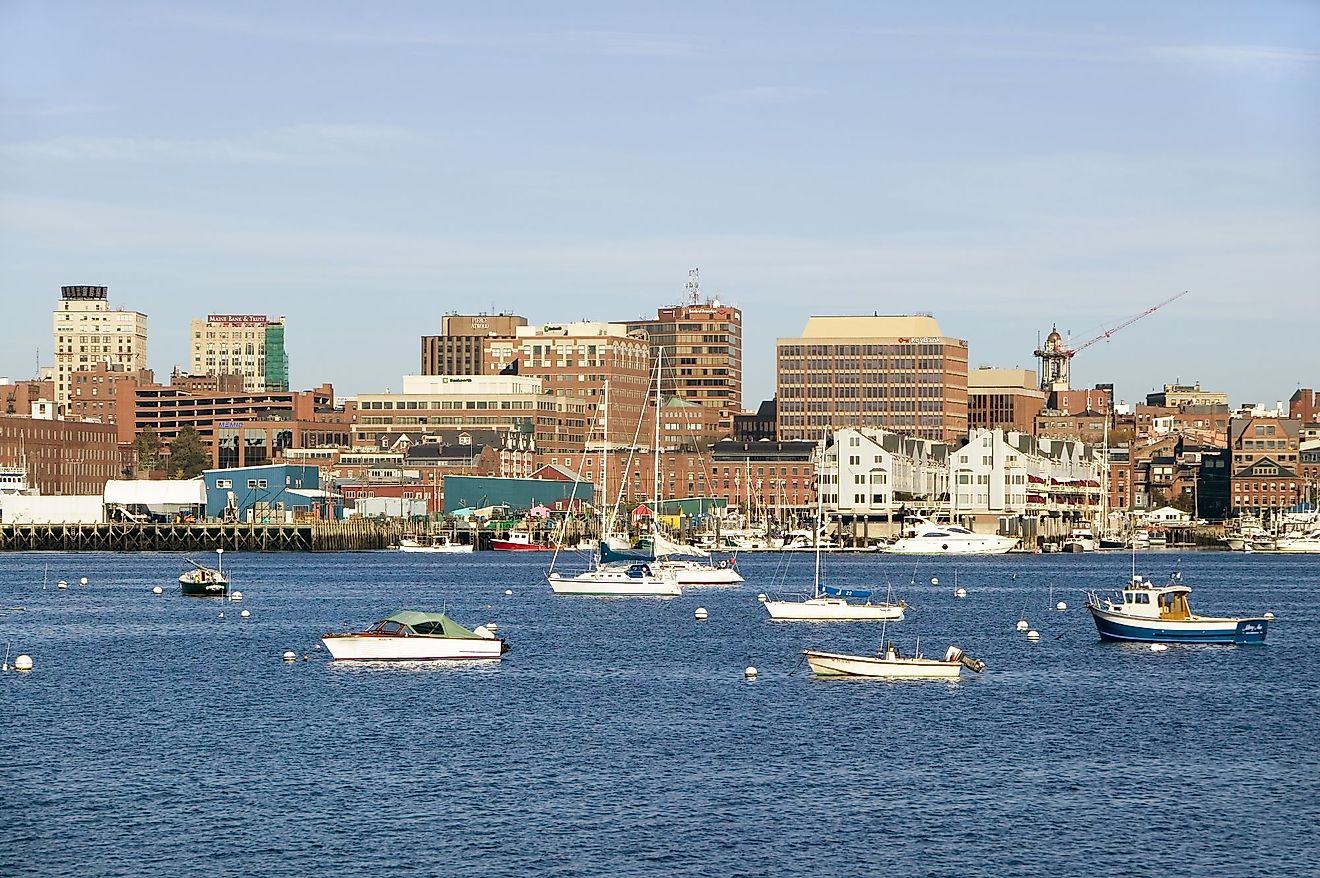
[1107,575,1193,621]
[364,612,482,639]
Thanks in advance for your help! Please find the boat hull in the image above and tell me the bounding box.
[178,571,228,597]
[1274,539,1320,553]
[547,571,681,596]
[764,598,905,621]
[662,562,743,586]
[398,544,473,553]
[491,540,553,551]
[320,634,505,661]
[804,649,961,679]
[1088,608,1268,644]
[882,537,1018,555]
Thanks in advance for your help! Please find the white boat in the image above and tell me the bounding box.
[650,531,743,585]
[546,375,682,597]
[882,518,1018,555]
[763,447,906,621]
[804,642,986,679]
[1062,528,1097,553]
[1275,530,1320,553]
[398,535,474,554]
[321,611,507,661]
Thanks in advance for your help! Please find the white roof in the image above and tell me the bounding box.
[104,479,207,506]
[286,488,337,499]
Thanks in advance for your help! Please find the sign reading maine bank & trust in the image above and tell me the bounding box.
[207,314,270,326]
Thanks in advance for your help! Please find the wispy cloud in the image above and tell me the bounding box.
[0,102,113,117]
[0,123,414,164]
[146,9,697,57]
[704,86,822,106]
[1143,44,1320,67]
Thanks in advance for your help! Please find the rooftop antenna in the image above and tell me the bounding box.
[686,268,701,306]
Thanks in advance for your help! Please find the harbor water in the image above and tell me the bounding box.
[2,551,1318,877]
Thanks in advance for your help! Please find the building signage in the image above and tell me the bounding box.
[441,377,473,383]
[207,315,268,326]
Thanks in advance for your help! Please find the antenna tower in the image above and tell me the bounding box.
[686,268,701,306]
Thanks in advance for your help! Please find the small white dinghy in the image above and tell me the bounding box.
[804,641,986,680]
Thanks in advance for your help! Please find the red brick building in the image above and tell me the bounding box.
[0,414,122,494]
[1229,416,1303,512]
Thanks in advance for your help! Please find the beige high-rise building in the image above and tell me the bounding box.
[421,313,528,376]
[776,315,969,444]
[53,285,148,412]
[190,314,289,393]
[484,322,650,448]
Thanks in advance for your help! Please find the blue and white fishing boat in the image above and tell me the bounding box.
[1086,571,1269,644]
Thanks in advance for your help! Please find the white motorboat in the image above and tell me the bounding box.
[1275,530,1320,553]
[398,535,473,554]
[321,611,507,661]
[882,518,1018,555]
[804,642,986,679]
[650,531,743,585]
[1062,528,1097,553]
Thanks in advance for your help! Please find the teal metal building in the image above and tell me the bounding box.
[442,476,593,515]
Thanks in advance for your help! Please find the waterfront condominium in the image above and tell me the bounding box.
[52,285,149,413]
[189,314,289,393]
[775,315,969,444]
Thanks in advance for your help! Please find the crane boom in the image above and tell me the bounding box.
[1067,290,1188,358]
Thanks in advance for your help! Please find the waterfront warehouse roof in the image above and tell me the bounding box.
[795,315,945,340]
[104,479,207,507]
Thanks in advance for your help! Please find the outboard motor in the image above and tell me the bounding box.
[946,644,986,673]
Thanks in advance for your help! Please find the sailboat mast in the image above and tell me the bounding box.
[814,444,823,591]
[601,380,609,540]
[653,347,662,520]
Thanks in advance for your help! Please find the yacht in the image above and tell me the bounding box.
[321,611,507,661]
[1062,528,1097,553]
[881,518,1018,555]
[1275,530,1320,553]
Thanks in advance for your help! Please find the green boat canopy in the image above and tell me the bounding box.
[383,611,482,638]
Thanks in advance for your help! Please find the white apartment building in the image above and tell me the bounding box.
[950,428,1103,523]
[820,427,950,516]
[52,285,148,411]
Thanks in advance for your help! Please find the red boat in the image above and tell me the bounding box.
[491,530,554,551]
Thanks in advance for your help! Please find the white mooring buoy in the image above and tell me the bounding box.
[1015,619,1030,632]
[504,589,513,596]
[1150,643,1169,652]
[229,591,243,602]
[218,612,224,619]
[1056,601,1068,611]
[756,592,768,603]
[282,650,297,662]
[931,576,940,585]
[694,607,708,621]
[79,577,89,587]
[744,666,758,680]
[15,654,33,672]
[953,587,967,599]
[152,586,163,595]
[1264,612,1275,620]
[57,580,68,590]
[239,609,251,619]
[1026,629,1041,642]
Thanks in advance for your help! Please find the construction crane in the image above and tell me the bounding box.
[1036,290,1188,392]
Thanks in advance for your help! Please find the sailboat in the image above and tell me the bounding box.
[546,380,680,597]
[763,446,906,621]
[179,548,229,597]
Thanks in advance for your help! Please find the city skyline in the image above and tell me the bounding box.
[2,2,1317,408]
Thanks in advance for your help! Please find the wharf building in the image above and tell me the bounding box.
[421,313,528,377]
[967,368,1045,434]
[190,314,289,393]
[483,322,650,450]
[775,315,969,445]
[350,375,590,458]
[625,271,743,436]
[53,285,148,412]
[0,414,122,495]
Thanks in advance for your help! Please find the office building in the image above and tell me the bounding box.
[421,313,528,376]
[53,285,148,412]
[190,314,289,392]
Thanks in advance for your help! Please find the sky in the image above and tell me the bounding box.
[1,1,1317,409]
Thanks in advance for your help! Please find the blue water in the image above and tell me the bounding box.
[2,550,1318,878]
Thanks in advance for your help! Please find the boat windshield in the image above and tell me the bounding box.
[370,620,410,635]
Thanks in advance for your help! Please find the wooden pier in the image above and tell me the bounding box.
[0,519,404,553]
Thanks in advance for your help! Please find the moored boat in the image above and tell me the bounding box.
[1274,530,1320,553]
[179,549,228,597]
[1062,528,1097,553]
[398,535,473,554]
[804,642,986,679]
[1086,572,1269,644]
[492,530,554,551]
[881,518,1018,555]
[321,611,507,661]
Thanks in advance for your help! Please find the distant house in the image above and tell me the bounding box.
[1144,505,1191,524]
